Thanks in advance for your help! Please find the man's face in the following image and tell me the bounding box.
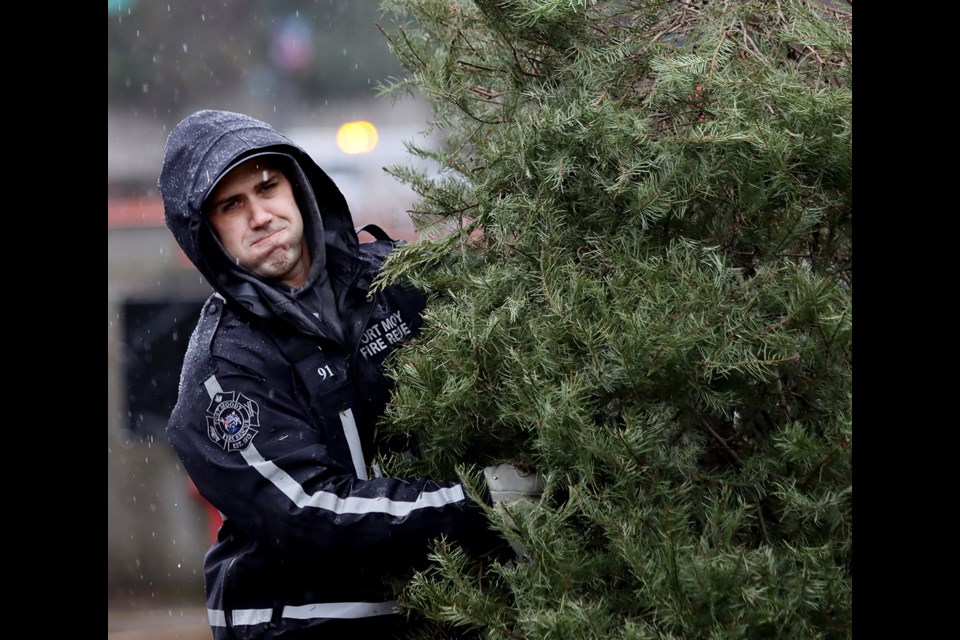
[205,156,311,289]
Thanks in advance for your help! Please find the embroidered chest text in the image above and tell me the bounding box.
[358,310,412,359]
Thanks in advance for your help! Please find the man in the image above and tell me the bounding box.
[158,110,542,639]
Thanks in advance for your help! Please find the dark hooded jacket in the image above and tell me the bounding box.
[158,110,499,639]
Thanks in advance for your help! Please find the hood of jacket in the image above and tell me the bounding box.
[158,109,359,328]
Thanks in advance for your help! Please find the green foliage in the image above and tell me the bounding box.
[375,1,851,637]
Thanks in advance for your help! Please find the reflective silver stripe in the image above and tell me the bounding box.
[240,443,466,515]
[206,376,466,515]
[208,609,226,627]
[209,602,397,627]
[232,608,273,626]
[282,601,398,620]
[204,375,224,399]
[339,408,368,480]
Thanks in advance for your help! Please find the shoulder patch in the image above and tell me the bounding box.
[206,390,260,451]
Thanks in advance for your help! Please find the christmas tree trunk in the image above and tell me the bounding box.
[374,1,852,638]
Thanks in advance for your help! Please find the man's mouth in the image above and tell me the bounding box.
[252,229,283,247]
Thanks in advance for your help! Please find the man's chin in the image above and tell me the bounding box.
[250,256,292,281]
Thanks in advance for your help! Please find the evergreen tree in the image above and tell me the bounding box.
[374,1,851,638]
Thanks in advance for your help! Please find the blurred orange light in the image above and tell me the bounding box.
[336,121,378,154]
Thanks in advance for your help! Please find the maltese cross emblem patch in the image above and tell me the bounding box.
[206,390,259,451]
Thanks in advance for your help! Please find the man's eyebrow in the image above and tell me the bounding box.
[207,192,240,210]
[207,169,280,210]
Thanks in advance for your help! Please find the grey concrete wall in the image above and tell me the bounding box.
[107,225,213,605]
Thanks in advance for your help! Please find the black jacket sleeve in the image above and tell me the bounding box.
[167,298,500,568]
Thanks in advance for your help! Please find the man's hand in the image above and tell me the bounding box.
[483,463,544,559]
[484,463,545,504]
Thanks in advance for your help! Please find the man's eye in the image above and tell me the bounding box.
[260,181,278,194]
[220,200,240,213]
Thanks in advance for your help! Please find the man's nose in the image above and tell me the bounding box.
[249,199,273,226]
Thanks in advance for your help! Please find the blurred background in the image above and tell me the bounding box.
[107,1,433,635]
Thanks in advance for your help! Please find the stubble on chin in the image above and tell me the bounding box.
[258,248,294,280]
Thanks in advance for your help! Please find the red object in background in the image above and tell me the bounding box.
[187,477,223,544]
[107,196,165,228]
